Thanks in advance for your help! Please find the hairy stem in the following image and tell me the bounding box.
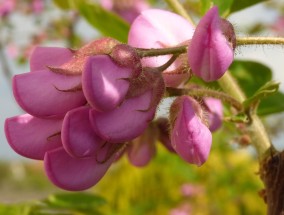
[167,87,243,111]
[218,73,271,156]
[237,37,284,46]
[136,45,187,58]
[165,0,272,156]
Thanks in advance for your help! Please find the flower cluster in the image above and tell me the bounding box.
[5,6,235,190]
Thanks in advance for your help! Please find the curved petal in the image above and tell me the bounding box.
[128,9,194,86]
[82,55,131,112]
[13,70,86,117]
[188,6,234,82]
[44,147,114,191]
[204,98,223,132]
[5,114,62,160]
[30,47,74,72]
[62,106,105,158]
[170,96,212,166]
[90,91,156,143]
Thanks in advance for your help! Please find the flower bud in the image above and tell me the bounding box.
[188,6,235,82]
[170,96,212,166]
[110,44,142,77]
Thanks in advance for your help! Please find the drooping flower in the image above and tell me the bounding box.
[5,38,165,191]
[188,6,235,82]
[170,96,212,166]
[101,0,149,23]
[128,9,195,87]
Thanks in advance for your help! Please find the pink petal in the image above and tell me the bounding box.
[5,114,62,160]
[128,9,194,86]
[30,47,73,72]
[127,133,156,167]
[171,96,212,166]
[82,55,131,112]
[62,106,105,158]
[203,98,223,132]
[13,70,86,117]
[44,147,114,191]
[188,6,234,82]
[90,91,155,143]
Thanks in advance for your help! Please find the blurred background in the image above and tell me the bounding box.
[1,0,284,214]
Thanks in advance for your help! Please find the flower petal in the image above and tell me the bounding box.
[30,47,73,72]
[90,91,155,143]
[128,9,194,86]
[62,106,105,158]
[188,6,234,82]
[5,114,62,160]
[13,70,86,117]
[204,98,223,132]
[82,55,131,112]
[170,96,212,166]
[44,147,114,191]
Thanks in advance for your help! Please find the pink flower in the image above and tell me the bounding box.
[13,46,85,118]
[128,9,194,87]
[5,111,124,191]
[0,0,15,17]
[203,98,223,132]
[32,0,44,14]
[188,6,235,82]
[127,123,157,167]
[45,144,122,191]
[101,0,149,23]
[5,114,62,160]
[170,96,212,166]
[156,117,175,153]
[82,55,133,112]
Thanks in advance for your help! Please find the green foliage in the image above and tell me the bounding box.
[93,131,266,215]
[199,0,268,16]
[52,0,130,42]
[229,60,284,115]
[243,81,280,111]
[230,0,269,14]
[0,193,106,215]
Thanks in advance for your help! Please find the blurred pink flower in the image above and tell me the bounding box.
[32,0,44,14]
[101,0,149,23]
[0,0,15,17]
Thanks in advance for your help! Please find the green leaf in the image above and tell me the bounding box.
[229,60,284,115]
[52,0,72,10]
[229,60,272,97]
[45,192,106,212]
[243,81,280,110]
[258,92,284,115]
[199,0,268,16]
[230,0,268,14]
[213,0,234,16]
[73,0,129,42]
